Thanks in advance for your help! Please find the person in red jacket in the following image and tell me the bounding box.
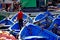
[17,10,23,30]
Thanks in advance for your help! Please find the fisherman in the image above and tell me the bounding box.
[17,10,23,30]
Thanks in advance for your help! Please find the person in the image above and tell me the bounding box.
[7,6,13,12]
[27,14,31,23]
[13,0,20,12]
[17,10,23,30]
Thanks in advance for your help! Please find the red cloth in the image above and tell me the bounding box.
[17,11,23,20]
